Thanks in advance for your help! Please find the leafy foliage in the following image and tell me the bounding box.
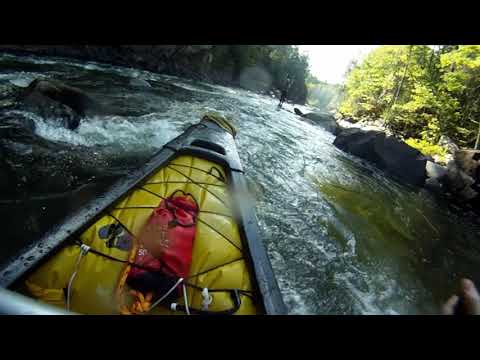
[339,45,480,148]
[404,138,447,162]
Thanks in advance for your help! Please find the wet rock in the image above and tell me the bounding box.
[458,186,478,200]
[425,177,443,192]
[336,117,387,134]
[334,128,427,186]
[13,79,110,130]
[444,161,475,192]
[453,149,480,178]
[23,79,102,114]
[296,110,337,134]
[426,161,448,181]
[0,111,113,196]
[22,92,81,130]
[342,117,357,124]
[430,150,480,203]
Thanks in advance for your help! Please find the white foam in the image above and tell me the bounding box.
[0,72,47,87]
[281,283,312,315]
[334,272,402,315]
[29,111,181,152]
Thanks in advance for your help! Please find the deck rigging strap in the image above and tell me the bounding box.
[135,187,243,252]
[67,159,251,314]
[113,206,234,219]
[168,163,226,183]
[166,165,229,207]
[66,244,90,312]
[72,239,252,315]
[144,180,225,187]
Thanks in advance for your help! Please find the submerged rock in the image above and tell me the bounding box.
[24,79,102,116]
[0,111,116,196]
[18,79,106,130]
[334,128,427,187]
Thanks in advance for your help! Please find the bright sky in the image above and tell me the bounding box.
[298,45,380,85]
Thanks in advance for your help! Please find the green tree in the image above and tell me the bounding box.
[339,45,480,147]
[439,45,480,147]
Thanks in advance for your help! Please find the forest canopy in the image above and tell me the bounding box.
[339,45,480,149]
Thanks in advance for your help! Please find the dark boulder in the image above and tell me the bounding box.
[0,45,216,82]
[334,128,427,186]
[18,79,105,130]
[22,92,81,130]
[294,108,304,116]
[0,111,112,196]
[303,112,335,122]
[303,113,337,134]
[23,79,102,116]
[301,111,337,134]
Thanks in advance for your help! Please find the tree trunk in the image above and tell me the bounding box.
[393,46,413,104]
[385,45,413,129]
[471,97,480,149]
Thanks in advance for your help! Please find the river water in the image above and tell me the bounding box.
[1,53,480,314]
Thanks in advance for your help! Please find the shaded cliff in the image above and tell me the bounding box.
[0,45,308,104]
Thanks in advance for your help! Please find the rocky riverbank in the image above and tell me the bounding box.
[332,116,480,212]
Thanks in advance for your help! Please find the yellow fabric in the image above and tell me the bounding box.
[22,155,260,315]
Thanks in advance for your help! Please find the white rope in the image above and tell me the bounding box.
[66,244,90,312]
[147,277,184,312]
[201,288,213,311]
[182,284,190,315]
